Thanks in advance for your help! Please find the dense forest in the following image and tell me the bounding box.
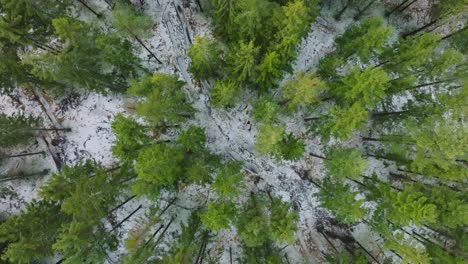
[0,0,466,263]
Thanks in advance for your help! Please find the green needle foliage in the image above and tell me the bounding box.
[200,201,237,231]
[212,161,244,199]
[188,36,223,80]
[0,200,66,264]
[335,17,392,61]
[210,80,239,108]
[0,113,40,147]
[324,147,367,181]
[281,71,328,112]
[128,73,194,127]
[318,179,367,225]
[111,114,151,162]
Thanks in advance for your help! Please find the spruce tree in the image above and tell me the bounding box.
[335,17,392,61]
[210,80,239,108]
[318,179,367,225]
[281,71,328,112]
[0,200,67,264]
[128,73,193,127]
[324,147,367,181]
[188,36,223,80]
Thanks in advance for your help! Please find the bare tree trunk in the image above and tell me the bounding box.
[335,1,349,20]
[402,20,437,38]
[441,25,468,40]
[108,195,137,215]
[0,151,45,159]
[309,152,327,160]
[353,0,377,20]
[111,205,142,231]
[0,169,49,183]
[77,0,102,18]
[386,0,411,16]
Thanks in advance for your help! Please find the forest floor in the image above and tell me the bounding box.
[0,0,439,263]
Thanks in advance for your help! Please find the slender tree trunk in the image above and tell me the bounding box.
[111,205,142,231]
[152,217,175,248]
[0,169,49,183]
[394,0,418,15]
[354,239,381,264]
[402,19,438,38]
[441,25,468,40]
[144,224,165,246]
[0,151,45,159]
[229,247,233,264]
[304,116,321,121]
[77,0,102,18]
[362,174,403,191]
[108,195,137,215]
[407,79,453,90]
[346,177,368,188]
[371,110,409,117]
[386,0,411,16]
[30,127,71,132]
[353,0,377,20]
[335,1,349,20]
[309,152,327,160]
[123,25,162,64]
[319,230,339,253]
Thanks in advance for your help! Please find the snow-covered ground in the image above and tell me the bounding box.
[0,0,443,263]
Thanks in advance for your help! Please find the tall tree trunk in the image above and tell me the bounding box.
[77,0,102,18]
[304,116,321,121]
[394,0,418,15]
[309,152,327,160]
[335,1,349,20]
[441,25,468,40]
[152,217,175,248]
[354,239,381,264]
[319,230,339,253]
[402,20,438,38]
[108,195,137,215]
[353,0,377,20]
[111,205,142,231]
[30,127,71,132]
[0,169,49,183]
[371,110,409,117]
[0,151,45,159]
[123,25,162,64]
[386,0,411,16]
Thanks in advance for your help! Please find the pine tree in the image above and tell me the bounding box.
[335,17,392,61]
[324,147,367,181]
[128,73,194,126]
[112,2,161,63]
[256,123,285,157]
[133,143,185,198]
[25,17,138,93]
[316,103,368,141]
[39,161,126,263]
[0,200,67,264]
[236,194,271,247]
[210,80,239,108]
[317,179,367,225]
[255,51,283,90]
[212,161,244,199]
[331,66,389,109]
[111,114,151,162]
[371,184,438,227]
[227,40,259,85]
[188,36,223,80]
[0,114,39,147]
[0,113,69,148]
[269,197,298,244]
[281,71,328,112]
[252,96,281,125]
[200,201,237,231]
[382,33,441,74]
